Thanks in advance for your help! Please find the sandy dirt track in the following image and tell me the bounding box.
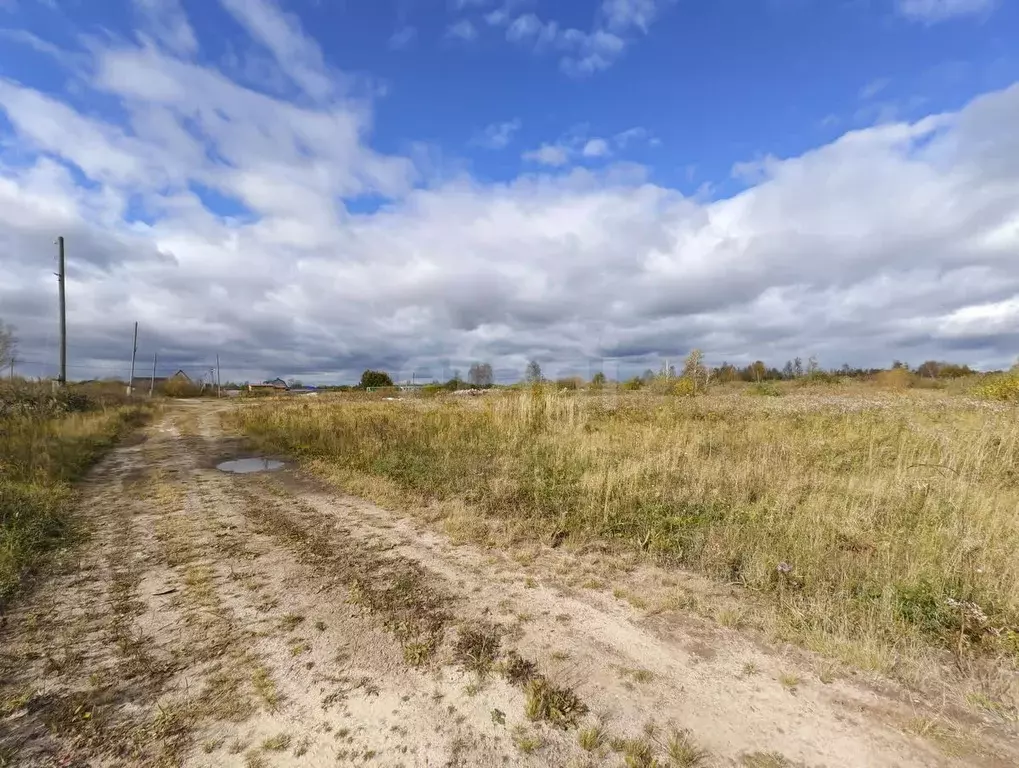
[1,402,1016,767]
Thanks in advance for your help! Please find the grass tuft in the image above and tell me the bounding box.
[251,666,281,711]
[453,624,502,676]
[261,733,291,751]
[511,725,543,754]
[621,736,659,767]
[501,651,538,686]
[523,676,587,729]
[578,723,605,751]
[667,729,709,767]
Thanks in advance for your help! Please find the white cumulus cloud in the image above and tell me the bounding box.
[498,1,664,76]
[389,26,417,50]
[522,143,571,166]
[446,19,479,41]
[1,14,1019,385]
[475,119,522,150]
[601,0,662,33]
[582,138,611,157]
[896,0,996,23]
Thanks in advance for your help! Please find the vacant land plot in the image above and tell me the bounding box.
[239,388,1019,701]
[2,394,1016,766]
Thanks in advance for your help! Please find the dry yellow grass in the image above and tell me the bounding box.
[235,387,1019,682]
[1,391,148,598]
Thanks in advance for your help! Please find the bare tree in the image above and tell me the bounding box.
[0,321,16,370]
[524,359,542,384]
[681,349,708,394]
[468,362,494,388]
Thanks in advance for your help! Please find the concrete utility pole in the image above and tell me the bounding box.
[128,321,138,396]
[57,236,66,387]
[216,354,221,398]
[149,352,157,397]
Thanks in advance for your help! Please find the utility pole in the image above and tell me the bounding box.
[128,321,138,396]
[216,354,221,398]
[149,352,157,397]
[57,236,66,387]
[8,357,13,381]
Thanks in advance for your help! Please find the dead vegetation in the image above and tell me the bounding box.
[523,676,587,729]
[0,388,148,600]
[235,388,1019,706]
[4,400,1017,766]
[238,486,453,669]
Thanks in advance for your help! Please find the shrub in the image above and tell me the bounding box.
[163,377,202,398]
[0,382,97,418]
[873,367,912,390]
[670,377,696,396]
[976,369,1019,402]
[746,382,783,397]
[795,370,842,387]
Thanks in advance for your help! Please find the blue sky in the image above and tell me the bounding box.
[12,0,1015,191]
[1,0,1018,383]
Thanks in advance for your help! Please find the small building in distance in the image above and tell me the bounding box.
[248,378,289,392]
[130,369,191,394]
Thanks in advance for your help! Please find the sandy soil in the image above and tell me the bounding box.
[1,402,1016,767]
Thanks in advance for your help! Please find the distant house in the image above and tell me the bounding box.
[248,378,289,392]
[130,369,191,393]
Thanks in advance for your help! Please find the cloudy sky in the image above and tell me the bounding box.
[0,0,1017,383]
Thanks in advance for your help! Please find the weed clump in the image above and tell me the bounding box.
[501,651,538,686]
[975,366,1019,402]
[453,624,501,675]
[667,729,709,766]
[523,676,587,729]
[578,723,605,751]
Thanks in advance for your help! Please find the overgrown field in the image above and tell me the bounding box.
[0,383,147,599]
[236,389,1019,677]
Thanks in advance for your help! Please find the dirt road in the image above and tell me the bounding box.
[1,403,1015,767]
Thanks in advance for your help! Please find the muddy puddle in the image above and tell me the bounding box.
[216,457,284,473]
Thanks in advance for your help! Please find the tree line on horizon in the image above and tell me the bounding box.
[0,318,986,391]
[343,354,981,392]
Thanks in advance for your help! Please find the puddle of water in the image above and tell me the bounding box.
[217,457,284,474]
